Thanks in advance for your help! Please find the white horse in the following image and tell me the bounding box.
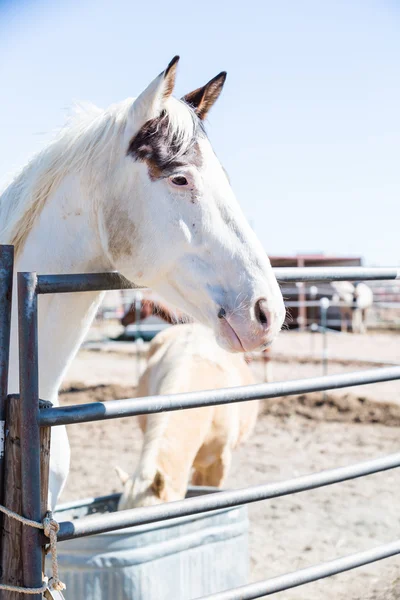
[116,323,259,509]
[331,281,373,333]
[0,56,285,508]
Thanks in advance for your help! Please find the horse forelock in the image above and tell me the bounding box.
[127,99,205,180]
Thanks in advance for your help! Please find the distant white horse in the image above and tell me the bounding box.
[0,57,284,507]
[117,324,259,509]
[331,282,373,333]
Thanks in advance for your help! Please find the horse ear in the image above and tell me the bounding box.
[115,466,130,486]
[151,470,166,497]
[131,56,180,124]
[182,71,227,120]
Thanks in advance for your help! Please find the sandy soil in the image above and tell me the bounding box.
[59,330,400,600]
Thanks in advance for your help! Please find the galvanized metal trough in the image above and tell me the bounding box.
[47,489,248,600]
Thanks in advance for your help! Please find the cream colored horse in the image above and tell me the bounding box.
[117,324,259,509]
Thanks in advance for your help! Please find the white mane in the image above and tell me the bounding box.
[0,96,197,257]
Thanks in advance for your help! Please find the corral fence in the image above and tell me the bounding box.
[0,243,400,598]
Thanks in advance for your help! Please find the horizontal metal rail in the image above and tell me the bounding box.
[284,300,400,308]
[274,267,400,283]
[36,272,143,294]
[195,539,400,599]
[35,267,400,295]
[39,366,400,427]
[56,451,400,542]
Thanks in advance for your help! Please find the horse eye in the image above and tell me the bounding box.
[170,176,188,186]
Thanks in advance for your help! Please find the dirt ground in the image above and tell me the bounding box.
[59,329,400,600]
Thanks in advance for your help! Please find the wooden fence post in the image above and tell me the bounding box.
[0,396,51,599]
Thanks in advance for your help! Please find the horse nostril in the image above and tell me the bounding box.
[218,307,226,319]
[255,299,269,327]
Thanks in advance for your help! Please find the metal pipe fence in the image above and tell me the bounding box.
[39,366,400,427]
[36,266,400,295]
[54,450,400,542]
[284,300,400,308]
[273,267,400,282]
[197,540,400,600]
[2,246,400,599]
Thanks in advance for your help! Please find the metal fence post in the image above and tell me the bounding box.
[309,285,318,356]
[18,272,43,598]
[319,297,330,376]
[319,297,330,402]
[0,246,14,518]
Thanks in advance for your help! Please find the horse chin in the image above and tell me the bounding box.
[216,319,245,353]
[216,316,280,354]
[118,489,163,510]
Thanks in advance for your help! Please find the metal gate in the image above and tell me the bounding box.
[1,244,400,599]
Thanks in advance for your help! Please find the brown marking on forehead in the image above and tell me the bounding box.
[127,109,203,180]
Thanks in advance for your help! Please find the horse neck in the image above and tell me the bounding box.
[7,174,111,403]
[134,359,216,503]
[134,411,198,504]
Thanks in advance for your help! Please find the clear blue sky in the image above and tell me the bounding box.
[0,0,399,265]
